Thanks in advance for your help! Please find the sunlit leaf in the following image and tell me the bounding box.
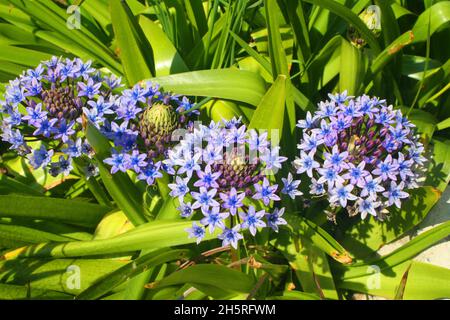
[147,69,267,106]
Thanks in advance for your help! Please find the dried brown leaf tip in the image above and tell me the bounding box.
[144,281,159,289]
[114,47,122,57]
[248,256,262,269]
[286,282,296,291]
[81,113,88,131]
[332,251,353,264]
[388,31,414,55]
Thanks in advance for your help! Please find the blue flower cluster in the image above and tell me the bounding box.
[0,56,427,248]
[102,81,198,185]
[0,56,122,177]
[164,118,302,248]
[294,91,425,220]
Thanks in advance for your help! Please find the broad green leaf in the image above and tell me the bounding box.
[340,186,441,258]
[437,117,450,131]
[96,162,147,226]
[416,60,450,108]
[296,244,338,300]
[402,261,450,299]
[341,220,450,278]
[148,264,255,294]
[0,224,79,248]
[145,286,181,300]
[203,99,247,123]
[184,0,207,39]
[184,283,238,300]
[339,38,367,96]
[0,283,71,300]
[3,220,218,259]
[0,218,92,242]
[253,259,289,284]
[251,26,293,63]
[179,286,209,300]
[147,69,267,107]
[0,258,126,295]
[375,0,400,46]
[249,75,286,137]
[0,3,36,30]
[425,139,450,192]
[262,0,296,140]
[391,3,414,20]
[0,174,43,196]
[338,260,450,300]
[412,1,450,43]
[393,263,411,300]
[32,30,112,69]
[7,0,121,74]
[273,231,338,299]
[0,23,53,47]
[110,0,154,84]
[77,249,188,300]
[81,0,111,33]
[138,16,188,76]
[401,55,442,80]
[229,31,272,74]
[0,194,110,228]
[427,82,450,104]
[369,31,415,80]
[290,86,315,112]
[37,0,109,45]
[284,0,311,68]
[237,56,273,83]
[93,210,134,240]
[85,122,148,226]
[282,212,352,264]
[307,35,342,91]
[0,45,51,67]
[0,60,26,80]
[154,196,180,221]
[264,0,290,79]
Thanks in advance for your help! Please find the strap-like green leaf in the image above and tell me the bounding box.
[2,220,218,259]
[340,220,450,278]
[249,75,286,137]
[138,16,189,76]
[77,249,188,300]
[85,122,148,226]
[149,264,255,294]
[412,1,450,43]
[110,0,154,84]
[0,194,110,228]
[340,186,441,258]
[0,258,125,295]
[339,38,367,96]
[283,212,352,264]
[147,69,267,106]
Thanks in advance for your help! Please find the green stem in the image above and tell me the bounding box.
[85,177,112,208]
[73,160,112,207]
[124,173,178,299]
